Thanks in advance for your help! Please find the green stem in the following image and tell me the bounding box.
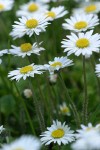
[28,78,45,131]
[14,82,36,135]
[82,56,88,124]
[59,73,80,127]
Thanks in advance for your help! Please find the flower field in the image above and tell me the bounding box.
[0,0,100,150]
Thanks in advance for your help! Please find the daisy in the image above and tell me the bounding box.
[40,120,75,145]
[72,123,100,150]
[61,30,100,57]
[0,0,14,12]
[59,102,71,116]
[0,49,8,64]
[72,135,100,150]
[0,125,5,134]
[8,63,44,81]
[95,60,100,77]
[62,14,99,32]
[45,6,68,21]
[16,1,48,17]
[1,135,41,150]
[84,2,100,14]
[9,42,45,58]
[10,15,50,39]
[44,56,73,74]
[76,123,100,139]
[73,2,100,15]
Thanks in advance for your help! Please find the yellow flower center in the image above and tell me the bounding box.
[13,148,24,150]
[46,11,56,18]
[85,5,96,13]
[28,3,38,12]
[26,19,38,28]
[61,107,70,114]
[76,38,89,48]
[74,21,87,30]
[20,43,32,52]
[0,4,4,10]
[20,66,33,74]
[86,127,93,132]
[51,129,64,138]
[51,62,62,67]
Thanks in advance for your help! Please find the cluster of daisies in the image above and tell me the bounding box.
[1,122,100,150]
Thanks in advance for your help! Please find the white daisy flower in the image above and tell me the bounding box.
[9,42,45,58]
[73,2,100,15]
[0,49,8,64]
[76,123,100,139]
[83,2,100,14]
[45,6,68,21]
[8,63,44,81]
[59,102,71,116]
[62,14,99,32]
[1,135,41,150]
[10,15,50,39]
[72,134,100,150]
[16,1,48,17]
[95,60,100,77]
[40,120,75,145]
[0,0,14,12]
[44,56,73,74]
[0,125,5,134]
[61,30,100,57]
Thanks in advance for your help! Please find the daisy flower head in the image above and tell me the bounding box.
[76,123,100,139]
[0,0,14,12]
[10,15,50,39]
[62,14,99,32]
[95,60,100,77]
[0,125,5,134]
[1,135,41,150]
[83,2,100,14]
[73,2,100,15]
[59,102,71,116]
[0,49,8,64]
[40,120,75,145]
[61,30,100,57]
[44,56,73,74]
[8,63,44,81]
[45,6,68,21]
[9,42,45,58]
[72,123,100,150]
[71,135,100,150]
[16,1,48,17]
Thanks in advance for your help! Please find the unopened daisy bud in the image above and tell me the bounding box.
[23,89,32,98]
[0,125,5,134]
[49,73,58,84]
